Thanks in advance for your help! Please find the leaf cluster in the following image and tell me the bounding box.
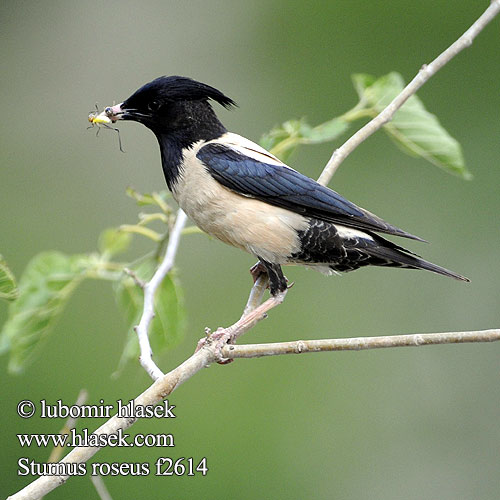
[261,72,470,179]
[0,190,190,374]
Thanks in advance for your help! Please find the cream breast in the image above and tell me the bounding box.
[171,139,309,263]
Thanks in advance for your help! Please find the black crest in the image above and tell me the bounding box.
[124,75,237,109]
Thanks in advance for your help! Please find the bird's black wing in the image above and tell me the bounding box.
[197,142,424,241]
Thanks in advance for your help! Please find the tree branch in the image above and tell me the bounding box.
[221,329,500,359]
[241,274,270,317]
[135,209,187,380]
[7,288,287,500]
[317,0,500,185]
[9,323,499,500]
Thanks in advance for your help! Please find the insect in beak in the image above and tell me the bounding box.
[87,104,125,153]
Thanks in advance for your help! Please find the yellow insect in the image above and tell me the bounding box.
[88,104,124,152]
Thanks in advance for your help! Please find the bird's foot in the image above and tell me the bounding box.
[269,275,288,296]
[250,260,290,296]
[249,261,267,283]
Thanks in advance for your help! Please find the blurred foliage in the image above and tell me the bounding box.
[0,252,95,373]
[352,73,471,179]
[260,117,349,162]
[261,72,470,179]
[0,255,18,301]
[0,189,186,374]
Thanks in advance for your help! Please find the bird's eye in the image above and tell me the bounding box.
[148,100,161,112]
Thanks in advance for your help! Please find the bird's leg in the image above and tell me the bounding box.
[257,259,288,296]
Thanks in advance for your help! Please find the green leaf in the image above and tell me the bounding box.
[119,224,163,242]
[150,271,185,352]
[260,120,300,154]
[352,74,377,101]
[0,254,19,301]
[113,267,145,370]
[260,117,349,162]
[126,186,157,206]
[352,72,471,179]
[0,252,92,373]
[98,228,132,257]
[305,118,350,144]
[114,259,185,373]
[126,187,171,212]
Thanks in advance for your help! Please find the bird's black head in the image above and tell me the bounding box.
[112,76,236,143]
[102,76,236,190]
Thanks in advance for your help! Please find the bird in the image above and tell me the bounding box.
[94,75,469,295]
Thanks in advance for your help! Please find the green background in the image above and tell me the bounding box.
[1,1,499,498]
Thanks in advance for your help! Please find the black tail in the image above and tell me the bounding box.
[364,239,470,282]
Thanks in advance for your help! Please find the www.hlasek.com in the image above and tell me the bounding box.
[18,428,174,448]
[15,398,208,477]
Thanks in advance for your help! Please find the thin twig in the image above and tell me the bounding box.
[135,209,187,380]
[46,389,88,463]
[122,268,146,289]
[241,274,269,318]
[196,286,286,362]
[221,329,500,359]
[90,475,113,500]
[317,0,500,185]
[221,288,286,346]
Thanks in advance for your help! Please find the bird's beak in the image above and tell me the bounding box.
[95,103,124,124]
[90,102,149,126]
